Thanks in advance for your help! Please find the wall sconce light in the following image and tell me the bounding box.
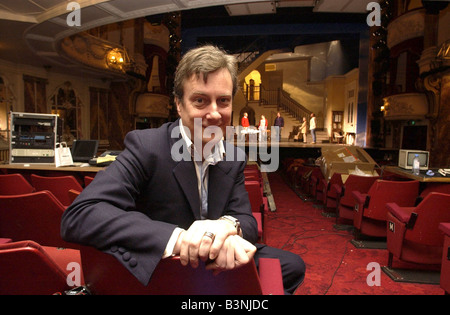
[106,48,126,70]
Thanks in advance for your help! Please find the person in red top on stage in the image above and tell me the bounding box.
[241,112,250,128]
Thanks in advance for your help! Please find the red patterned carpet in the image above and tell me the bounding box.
[264,171,445,295]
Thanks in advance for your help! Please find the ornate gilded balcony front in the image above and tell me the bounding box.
[59,32,133,76]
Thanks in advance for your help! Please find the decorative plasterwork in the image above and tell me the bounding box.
[59,32,131,75]
[387,9,425,49]
[382,93,428,120]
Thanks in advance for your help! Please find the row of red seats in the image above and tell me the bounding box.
[282,158,450,294]
[244,164,268,243]
[0,172,284,295]
[0,173,84,294]
[0,173,93,207]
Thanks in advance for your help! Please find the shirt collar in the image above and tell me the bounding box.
[179,119,225,164]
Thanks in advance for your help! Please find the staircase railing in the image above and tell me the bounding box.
[258,85,312,123]
[279,89,312,122]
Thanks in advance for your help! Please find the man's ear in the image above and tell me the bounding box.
[175,97,182,115]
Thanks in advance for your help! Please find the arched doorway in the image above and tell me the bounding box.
[244,70,261,102]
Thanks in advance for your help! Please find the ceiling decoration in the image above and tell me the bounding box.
[0,0,375,76]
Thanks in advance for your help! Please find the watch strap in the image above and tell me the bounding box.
[219,215,241,235]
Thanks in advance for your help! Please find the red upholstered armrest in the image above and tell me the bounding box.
[258,258,284,295]
[352,191,367,204]
[386,203,415,224]
[440,223,450,236]
[0,238,12,244]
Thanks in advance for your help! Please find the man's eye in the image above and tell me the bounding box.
[219,98,231,105]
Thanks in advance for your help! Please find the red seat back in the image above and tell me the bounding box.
[308,168,324,193]
[324,172,344,199]
[418,183,450,203]
[31,174,83,207]
[365,180,419,221]
[406,192,450,246]
[0,240,70,295]
[84,176,95,187]
[0,173,35,195]
[339,175,380,207]
[0,191,78,249]
[80,246,267,295]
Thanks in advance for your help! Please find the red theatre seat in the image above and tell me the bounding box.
[386,192,450,267]
[245,180,266,214]
[0,240,83,295]
[0,173,35,195]
[306,167,324,199]
[439,223,450,295]
[352,180,419,238]
[298,166,317,195]
[31,174,83,207]
[80,245,284,295]
[0,191,79,249]
[310,170,326,202]
[321,172,344,211]
[335,174,380,222]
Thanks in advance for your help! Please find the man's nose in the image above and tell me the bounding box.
[206,103,221,120]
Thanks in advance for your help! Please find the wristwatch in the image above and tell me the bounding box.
[220,215,241,235]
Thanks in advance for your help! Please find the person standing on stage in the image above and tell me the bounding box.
[309,113,316,144]
[274,112,284,142]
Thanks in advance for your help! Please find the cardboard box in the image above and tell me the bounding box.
[318,146,379,180]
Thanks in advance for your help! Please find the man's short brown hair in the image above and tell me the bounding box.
[173,45,238,103]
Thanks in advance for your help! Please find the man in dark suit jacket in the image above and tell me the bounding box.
[61,45,304,294]
[274,112,284,142]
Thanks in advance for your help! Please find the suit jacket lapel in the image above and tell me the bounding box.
[169,119,201,220]
[173,161,201,220]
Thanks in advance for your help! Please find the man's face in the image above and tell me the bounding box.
[176,68,233,148]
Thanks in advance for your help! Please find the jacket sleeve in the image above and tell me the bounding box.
[61,129,177,286]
